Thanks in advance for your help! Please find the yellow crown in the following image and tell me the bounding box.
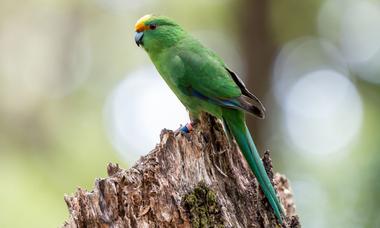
[135,14,152,32]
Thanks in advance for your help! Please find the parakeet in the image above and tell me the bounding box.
[134,14,284,223]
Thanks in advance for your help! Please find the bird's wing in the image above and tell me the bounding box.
[178,51,241,99]
[224,67,266,117]
[178,50,266,118]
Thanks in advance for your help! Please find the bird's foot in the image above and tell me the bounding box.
[174,122,197,138]
[179,123,193,133]
[174,123,192,140]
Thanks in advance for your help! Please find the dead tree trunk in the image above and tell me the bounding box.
[63,114,300,228]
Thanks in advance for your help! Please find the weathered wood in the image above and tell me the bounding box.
[63,114,300,228]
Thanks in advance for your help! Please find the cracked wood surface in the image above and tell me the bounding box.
[63,114,300,228]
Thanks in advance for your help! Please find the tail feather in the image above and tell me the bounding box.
[222,109,284,224]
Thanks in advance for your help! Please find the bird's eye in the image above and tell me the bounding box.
[149,24,157,30]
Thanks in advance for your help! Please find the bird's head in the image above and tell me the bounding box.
[134,15,185,53]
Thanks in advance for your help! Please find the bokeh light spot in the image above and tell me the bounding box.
[272,37,348,107]
[104,67,189,163]
[340,0,380,64]
[318,0,380,84]
[284,69,363,157]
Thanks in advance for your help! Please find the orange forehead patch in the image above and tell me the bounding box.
[135,14,152,32]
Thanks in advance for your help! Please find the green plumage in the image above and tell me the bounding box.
[222,109,283,223]
[135,15,284,223]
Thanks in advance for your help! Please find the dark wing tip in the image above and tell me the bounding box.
[225,67,267,119]
[237,96,266,119]
[250,104,266,119]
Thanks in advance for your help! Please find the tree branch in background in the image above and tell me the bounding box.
[63,114,300,227]
[238,0,276,150]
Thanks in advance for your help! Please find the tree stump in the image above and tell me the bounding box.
[63,114,300,227]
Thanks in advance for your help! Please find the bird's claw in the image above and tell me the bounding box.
[179,123,193,133]
[174,123,194,139]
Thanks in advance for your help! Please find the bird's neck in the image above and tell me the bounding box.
[145,30,187,58]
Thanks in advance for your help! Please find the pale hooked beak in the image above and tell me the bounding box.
[135,32,144,47]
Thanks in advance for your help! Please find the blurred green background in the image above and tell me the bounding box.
[1,0,380,227]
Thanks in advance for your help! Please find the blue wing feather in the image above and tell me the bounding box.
[190,88,264,118]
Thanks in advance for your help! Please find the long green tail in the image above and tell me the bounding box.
[222,109,284,224]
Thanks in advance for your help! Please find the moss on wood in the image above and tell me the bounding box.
[183,182,224,228]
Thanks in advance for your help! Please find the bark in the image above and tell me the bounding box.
[63,114,300,228]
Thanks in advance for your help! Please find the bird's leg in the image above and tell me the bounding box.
[176,120,200,134]
[178,122,193,133]
[175,112,200,134]
[174,122,195,140]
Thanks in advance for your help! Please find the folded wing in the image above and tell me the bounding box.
[179,51,266,118]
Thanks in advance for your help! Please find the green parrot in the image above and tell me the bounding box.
[134,15,284,223]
